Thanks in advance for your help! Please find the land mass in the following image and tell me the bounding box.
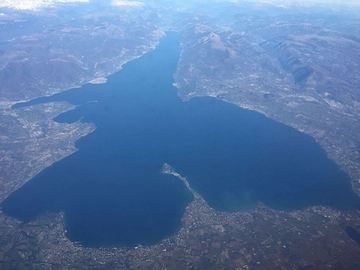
[0,1,360,269]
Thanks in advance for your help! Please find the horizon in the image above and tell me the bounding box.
[1,0,360,11]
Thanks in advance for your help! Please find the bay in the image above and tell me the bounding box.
[2,32,359,247]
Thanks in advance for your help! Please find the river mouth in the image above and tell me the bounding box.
[1,32,359,247]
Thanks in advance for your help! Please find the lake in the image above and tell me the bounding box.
[2,32,359,247]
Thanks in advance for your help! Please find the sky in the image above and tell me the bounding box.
[248,0,360,5]
[0,0,359,10]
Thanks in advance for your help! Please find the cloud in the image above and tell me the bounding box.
[0,0,89,10]
[111,0,145,7]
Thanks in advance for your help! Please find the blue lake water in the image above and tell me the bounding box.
[2,33,360,247]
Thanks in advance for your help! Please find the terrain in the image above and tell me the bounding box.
[0,0,360,269]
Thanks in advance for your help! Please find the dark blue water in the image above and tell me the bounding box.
[346,226,360,245]
[2,33,360,247]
